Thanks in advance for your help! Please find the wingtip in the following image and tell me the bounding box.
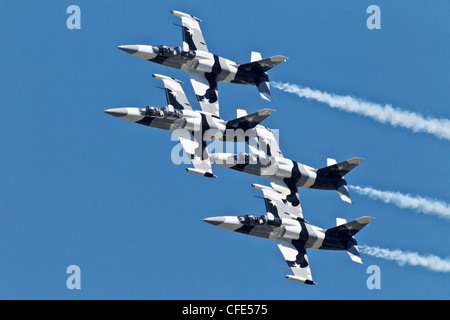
[152,73,184,84]
[171,10,202,22]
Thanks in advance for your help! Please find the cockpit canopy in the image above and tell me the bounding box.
[152,45,196,59]
[238,214,282,227]
[138,106,182,119]
[238,215,266,226]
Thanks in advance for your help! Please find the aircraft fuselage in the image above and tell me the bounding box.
[209,153,338,191]
[118,45,259,85]
[104,107,258,142]
[204,215,350,251]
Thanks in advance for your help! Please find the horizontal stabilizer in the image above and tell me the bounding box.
[226,108,275,131]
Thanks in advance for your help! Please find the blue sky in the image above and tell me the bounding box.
[1,1,449,299]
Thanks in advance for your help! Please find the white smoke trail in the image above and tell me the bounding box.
[360,245,450,273]
[349,185,450,220]
[272,81,450,141]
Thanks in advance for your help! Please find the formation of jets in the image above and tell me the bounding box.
[106,10,374,285]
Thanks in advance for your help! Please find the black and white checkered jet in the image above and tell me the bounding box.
[117,10,287,117]
[104,74,274,178]
[209,109,365,204]
[204,184,374,285]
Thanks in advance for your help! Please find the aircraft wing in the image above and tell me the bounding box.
[236,110,282,158]
[174,130,216,178]
[153,74,192,111]
[252,184,314,284]
[264,176,301,211]
[253,125,283,158]
[187,70,219,117]
[171,10,208,52]
[256,184,303,221]
[274,238,316,285]
[256,125,284,158]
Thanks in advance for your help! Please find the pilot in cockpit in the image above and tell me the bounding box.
[152,45,196,59]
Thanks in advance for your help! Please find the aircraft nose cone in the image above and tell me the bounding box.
[203,217,226,226]
[104,108,128,118]
[118,45,139,54]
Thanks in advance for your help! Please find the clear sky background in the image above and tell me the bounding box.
[1,1,449,299]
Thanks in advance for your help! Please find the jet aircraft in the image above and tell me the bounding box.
[104,74,274,178]
[209,109,365,204]
[117,10,288,117]
[204,183,374,285]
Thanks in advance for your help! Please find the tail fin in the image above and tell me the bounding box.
[328,217,375,264]
[226,108,275,131]
[240,53,288,101]
[317,157,365,204]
